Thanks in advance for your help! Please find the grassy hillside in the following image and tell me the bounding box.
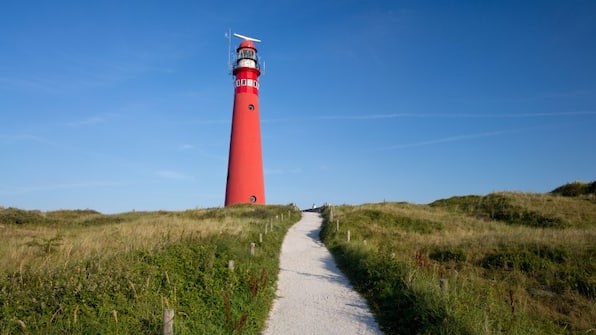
[321,187,595,334]
[0,205,300,334]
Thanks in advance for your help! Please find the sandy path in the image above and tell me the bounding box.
[262,212,382,335]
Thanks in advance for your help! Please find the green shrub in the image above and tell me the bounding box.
[480,250,547,272]
[480,244,570,273]
[551,181,596,197]
[527,244,568,264]
[0,207,46,225]
[429,247,467,263]
[573,274,595,299]
[556,269,596,299]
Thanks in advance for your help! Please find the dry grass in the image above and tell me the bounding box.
[0,208,258,275]
[338,201,595,262]
[502,192,596,225]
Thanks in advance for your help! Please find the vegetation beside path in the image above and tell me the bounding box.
[321,182,595,334]
[0,204,300,334]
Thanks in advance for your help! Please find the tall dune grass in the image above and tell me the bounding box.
[0,208,269,274]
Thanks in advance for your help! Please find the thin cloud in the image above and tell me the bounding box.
[264,167,302,175]
[382,130,511,150]
[0,181,118,196]
[264,168,284,175]
[65,113,122,127]
[423,111,596,119]
[0,134,44,144]
[0,133,64,149]
[0,74,103,95]
[177,119,230,125]
[262,110,596,123]
[0,46,182,95]
[66,116,104,127]
[0,76,59,93]
[156,170,195,181]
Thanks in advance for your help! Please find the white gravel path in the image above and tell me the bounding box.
[262,212,382,335]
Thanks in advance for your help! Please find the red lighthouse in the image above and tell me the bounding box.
[225,34,265,206]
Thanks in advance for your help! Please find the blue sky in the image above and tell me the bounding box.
[1,1,595,213]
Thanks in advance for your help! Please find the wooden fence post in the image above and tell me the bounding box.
[259,233,263,243]
[163,309,174,335]
[440,279,448,293]
[347,230,351,242]
[228,260,235,272]
[250,242,256,256]
[336,219,339,232]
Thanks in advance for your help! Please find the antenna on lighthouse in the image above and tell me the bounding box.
[232,33,262,43]
[225,28,233,72]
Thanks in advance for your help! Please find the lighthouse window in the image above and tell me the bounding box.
[249,195,257,203]
[239,49,256,60]
[248,104,254,110]
[241,79,246,86]
[235,80,240,87]
[247,79,253,86]
[253,81,258,87]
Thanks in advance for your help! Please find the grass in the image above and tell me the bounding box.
[0,204,301,334]
[551,181,596,197]
[321,188,596,334]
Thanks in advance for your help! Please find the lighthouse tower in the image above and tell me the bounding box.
[225,34,265,206]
